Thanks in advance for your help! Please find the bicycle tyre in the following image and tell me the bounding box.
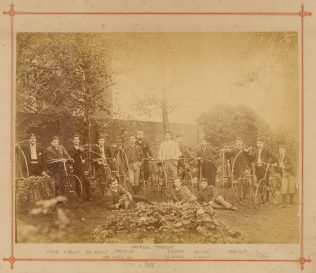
[65,175,83,201]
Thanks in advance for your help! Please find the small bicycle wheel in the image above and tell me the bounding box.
[65,175,83,201]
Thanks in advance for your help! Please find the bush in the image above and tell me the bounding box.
[92,202,249,243]
[16,175,55,212]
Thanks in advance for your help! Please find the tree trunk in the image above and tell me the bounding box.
[162,99,169,132]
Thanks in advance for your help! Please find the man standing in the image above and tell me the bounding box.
[45,136,72,197]
[175,134,193,180]
[68,134,91,201]
[22,133,45,176]
[136,130,153,182]
[277,145,296,208]
[197,140,217,186]
[158,130,182,184]
[125,135,143,194]
[92,135,112,195]
[250,138,275,204]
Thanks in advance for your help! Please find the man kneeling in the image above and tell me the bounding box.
[104,178,150,210]
[197,179,238,211]
[171,177,198,204]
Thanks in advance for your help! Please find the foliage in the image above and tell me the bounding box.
[16,175,55,212]
[92,202,249,243]
[16,33,114,140]
[197,104,269,148]
[17,196,70,243]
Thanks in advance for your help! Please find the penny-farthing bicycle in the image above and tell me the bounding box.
[15,140,29,179]
[222,149,254,204]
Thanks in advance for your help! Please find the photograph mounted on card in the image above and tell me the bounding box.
[15,31,299,244]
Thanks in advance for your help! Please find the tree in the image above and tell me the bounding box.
[133,34,179,131]
[196,104,271,148]
[16,33,114,142]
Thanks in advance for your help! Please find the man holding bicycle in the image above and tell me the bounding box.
[68,134,91,201]
[136,130,153,182]
[45,136,73,197]
[249,138,275,204]
[197,139,217,186]
[125,134,143,194]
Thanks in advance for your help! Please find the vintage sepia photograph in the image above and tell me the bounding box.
[15,32,299,244]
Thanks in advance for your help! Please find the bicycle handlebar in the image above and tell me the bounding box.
[47,158,74,164]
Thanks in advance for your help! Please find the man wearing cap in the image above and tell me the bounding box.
[197,140,217,186]
[175,134,193,180]
[136,130,153,182]
[277,145,296,208]
[249,138,275,204]
[21,133,46,176]
[45,136,72,196]
[92,135,112,195]
[158,131,182,183]
[68,134,91,201]
[125,134,143,194]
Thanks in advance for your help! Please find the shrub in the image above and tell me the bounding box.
[92,202,249,243]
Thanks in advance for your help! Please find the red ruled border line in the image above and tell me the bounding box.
[1,2,312,271]
[3,258,301,263]
[3,11,302,16]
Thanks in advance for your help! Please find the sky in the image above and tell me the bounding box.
[106,32,298,129]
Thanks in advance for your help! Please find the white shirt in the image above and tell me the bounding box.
[158,140,181,161]
[30,144,37,160]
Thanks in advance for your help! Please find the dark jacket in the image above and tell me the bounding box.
[171,186,194,204]
[45,145,71,172]
[21,143,45,169]
[104,185,130,209]
[124,144,143,163]
[92,145,112,168]
[68,145,86,174]
[136,139,153,158]
[197,185,218,203]
[250,148,275,165]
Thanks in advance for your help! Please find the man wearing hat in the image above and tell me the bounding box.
[92,134,112,195]
[68,134,91,201]
[45,136,72,196]
[277,145,296,208]
[21,133,46,176]
[197,139,217,186]
[249,138,275,204]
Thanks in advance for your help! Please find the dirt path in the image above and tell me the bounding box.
[18,197,299,243]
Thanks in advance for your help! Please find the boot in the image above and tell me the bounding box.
[288,193,294,208]
[279,194,286,208]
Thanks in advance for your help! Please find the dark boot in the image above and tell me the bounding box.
[279,194,286,208]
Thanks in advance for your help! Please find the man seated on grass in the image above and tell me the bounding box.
[197,179,238,211]
[171,177,198,204]
[104,177,151,210]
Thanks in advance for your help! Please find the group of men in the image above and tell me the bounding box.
[19,129,296,209]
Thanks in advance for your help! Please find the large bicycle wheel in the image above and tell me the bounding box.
[253,179,265,210]
[65,175,83,201]
[15,147,29,179]
[112,147,129,185]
